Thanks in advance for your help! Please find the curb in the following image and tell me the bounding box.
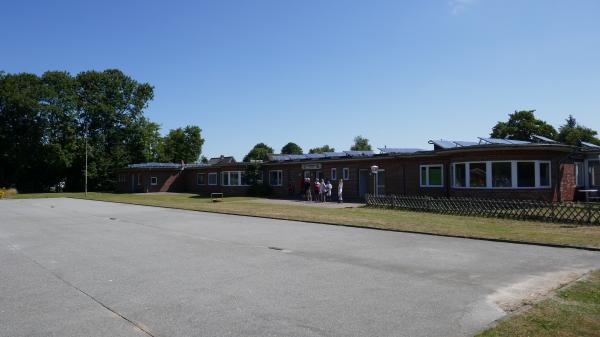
[67,196,600,252]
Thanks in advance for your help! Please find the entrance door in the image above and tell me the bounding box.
[359,169,369,200]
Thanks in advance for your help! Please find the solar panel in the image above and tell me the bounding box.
[128,162,182,168]
[322,152,347,158]
[479,138,530,145]
[287,154,306,160]
[452,141,479,147]
[429,140,459,149]
[304,153,326,159]
[270,155,290,161]
[344,150,375,157]
[581,141,600,148]
[531,135,558,143]
[378,148,425,154]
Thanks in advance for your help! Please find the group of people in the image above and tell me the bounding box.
[302,177,343,203]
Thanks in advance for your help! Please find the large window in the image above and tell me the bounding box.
[420,165,443,187]
[575,162,585,187]
[469,162,486,188]
[197,173,205,185]
[453,161,551,189]
[331,168,337,180]
[208,172,218,185]
[269,170,282,186]
[492,162,512,188]
[221,171,247,186]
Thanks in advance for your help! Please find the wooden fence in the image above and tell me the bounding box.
[365,194,600,225]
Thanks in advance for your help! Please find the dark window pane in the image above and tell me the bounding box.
[454,163,466,187]
[517,162,535,187]
[230,172,239,186]
[222,172,229,186]
[421,167,427,186]
[470,163,487,187]
[492,162,512,187]
[429,166,442,186]
[539,163,550,187]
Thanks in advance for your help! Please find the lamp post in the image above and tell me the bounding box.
[371,165,379,196]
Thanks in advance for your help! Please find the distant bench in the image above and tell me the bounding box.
[211,192,224,201]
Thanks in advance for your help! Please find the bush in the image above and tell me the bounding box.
[0,188,18,199]
[247,183,273,197]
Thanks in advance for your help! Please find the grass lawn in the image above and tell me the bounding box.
[476,270,600,337]
[5,192,600,249]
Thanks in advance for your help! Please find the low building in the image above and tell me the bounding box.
[116,138,600,202]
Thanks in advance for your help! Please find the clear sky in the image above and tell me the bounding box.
[2,0,600,160]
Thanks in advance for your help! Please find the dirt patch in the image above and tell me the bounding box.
[487,268,591,312]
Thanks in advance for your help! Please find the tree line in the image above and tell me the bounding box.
[0,69,204,192]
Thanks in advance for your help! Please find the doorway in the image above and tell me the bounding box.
[359,169,369,200]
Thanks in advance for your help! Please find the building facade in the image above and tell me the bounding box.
[116,138,600,202]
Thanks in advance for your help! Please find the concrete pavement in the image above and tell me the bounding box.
[1,198,599,337]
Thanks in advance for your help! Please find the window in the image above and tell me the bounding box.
[137,174,141,186]
[517,162,535,187]
[575,162,585,187]
[376,170,385,195]
[331,168,337,180]
[304,171,311,179]
[150,177,158,185]
[539,162,550,187]
[343,168,350,180]
[452,161,551,189]
[221,171,247,186]
[197,173,205,185]
[420,165,443,187]
[118,174,126,183]
[469,162,487,188]
[208,173,218,185]
[453,163,466,187]
[492,162,512,188]
[269,170,282,186]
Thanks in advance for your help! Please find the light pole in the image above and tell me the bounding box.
[371,165,379,196]
[84,125,88,197]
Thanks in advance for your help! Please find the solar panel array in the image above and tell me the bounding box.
[378,148,425,154]
[478,137,531,145]
[270,150,375,162]
[581,141,600,148]
[531,134,558,143]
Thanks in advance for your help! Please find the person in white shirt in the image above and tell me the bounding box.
[326,180,333,202]
[338,179,343,203]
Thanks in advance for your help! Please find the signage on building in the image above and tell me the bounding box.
[302,163,322,170]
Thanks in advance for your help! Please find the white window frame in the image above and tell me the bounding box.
[208,172,218,186]
[269,170,283,186]
[331,168,337,181]
[150,176,158,185]
[420,164,444,187]
[221,171,248,186]
[451,160,551,189]
[342,168,350,180]
[196,173,206,185]
[137,174,141,186]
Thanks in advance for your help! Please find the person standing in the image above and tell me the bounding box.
[304,178,312,201]
[320,178,326,202]
[314,179,321,202]
[338,179,343,203]
[326,179,333,202]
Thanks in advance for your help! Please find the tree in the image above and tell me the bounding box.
[491,110,557,141]
[160,125,205,163]
[557,115,600,146]
[350,135,372,151]
[243,143,273,162]
[200,156,209,164]
[308,145,335,154]
[281,142,303,155]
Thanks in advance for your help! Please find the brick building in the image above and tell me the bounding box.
[116,137,600,202]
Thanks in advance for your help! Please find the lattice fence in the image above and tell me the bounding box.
[365,194,600,225]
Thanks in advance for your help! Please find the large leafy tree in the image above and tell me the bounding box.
[557,115,600,146]
[243,143,273,162]
[350,135,372,151]
[160,125,205,163]
[308,145,335,154]
[491,110,557,141]
[74,69,155,190]
[281,142,303,155]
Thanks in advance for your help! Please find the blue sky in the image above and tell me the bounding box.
[2,0,599,160]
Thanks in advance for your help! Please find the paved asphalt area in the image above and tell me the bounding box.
[1,199,600,337]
